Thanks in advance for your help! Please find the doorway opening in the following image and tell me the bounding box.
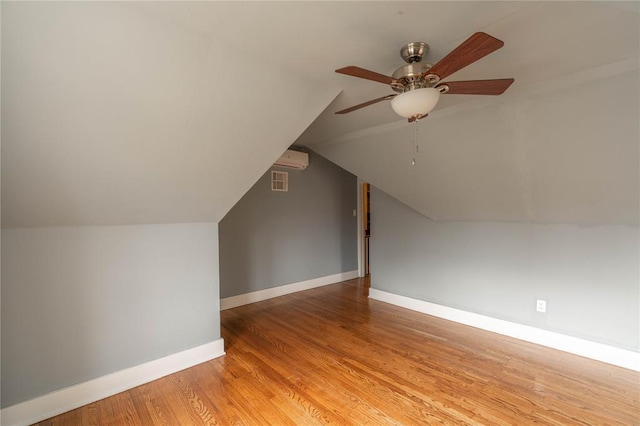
[363,183,371,277]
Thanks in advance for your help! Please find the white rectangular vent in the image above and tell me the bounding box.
[271,170,288,192]
[274,149,309,170]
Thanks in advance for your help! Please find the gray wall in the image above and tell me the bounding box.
[370,187,639,352]
[1,223,220,408]
[219,151,357,298]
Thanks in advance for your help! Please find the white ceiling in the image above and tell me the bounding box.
[120,1,640,146]
[315,68,639,224]
[2,1,639,227]
[298,1,640,146]
[2,2,339,227]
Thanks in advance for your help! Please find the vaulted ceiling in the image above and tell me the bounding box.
[308,1,639,225]
[2,2,638,228]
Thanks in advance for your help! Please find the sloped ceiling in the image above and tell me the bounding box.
[2,1,639,227]
[305,1,639,225]
[296,1,640,146]
[315,69,639,225]
[1,2,339,227]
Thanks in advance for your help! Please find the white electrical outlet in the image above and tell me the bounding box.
[536,299,547,313]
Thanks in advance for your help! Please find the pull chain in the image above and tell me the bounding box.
[411,120,420,166]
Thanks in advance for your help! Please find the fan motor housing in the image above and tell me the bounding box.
[391,42,438,93]
[391,63,433,93]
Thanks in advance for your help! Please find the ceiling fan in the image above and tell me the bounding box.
[335,32,514,122]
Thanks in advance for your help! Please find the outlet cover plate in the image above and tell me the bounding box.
[536,299,547,313]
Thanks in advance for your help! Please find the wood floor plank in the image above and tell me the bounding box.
[34,278,639,425]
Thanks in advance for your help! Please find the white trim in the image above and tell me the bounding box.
[1,339,225,426]
[221,270,359,310]
[369,289,640,372]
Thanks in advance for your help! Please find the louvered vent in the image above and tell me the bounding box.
[271,171,288,192]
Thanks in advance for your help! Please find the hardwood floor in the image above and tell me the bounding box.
[37,278,639,425]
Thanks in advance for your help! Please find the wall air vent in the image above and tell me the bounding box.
[273,149,309,170]
[271,171,288,192]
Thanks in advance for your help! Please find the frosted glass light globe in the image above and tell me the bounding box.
[391,88,440,119]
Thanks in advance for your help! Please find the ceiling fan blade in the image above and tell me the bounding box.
[335,66,396,85]
[426,32,505,81]
[335,95,396,114]
[437,78,514,95]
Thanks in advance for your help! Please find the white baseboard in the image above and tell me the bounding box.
[221,270,359,310]
[369,288,640,372]
[1,339,225,426]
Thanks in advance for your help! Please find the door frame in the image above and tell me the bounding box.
[357,180,370,277]
[357,179,365,277]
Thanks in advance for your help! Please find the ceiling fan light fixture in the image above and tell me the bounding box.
[334,33,512,120]
[390,88,440,119]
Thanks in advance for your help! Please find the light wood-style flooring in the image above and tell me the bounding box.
[37,278,639,425]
